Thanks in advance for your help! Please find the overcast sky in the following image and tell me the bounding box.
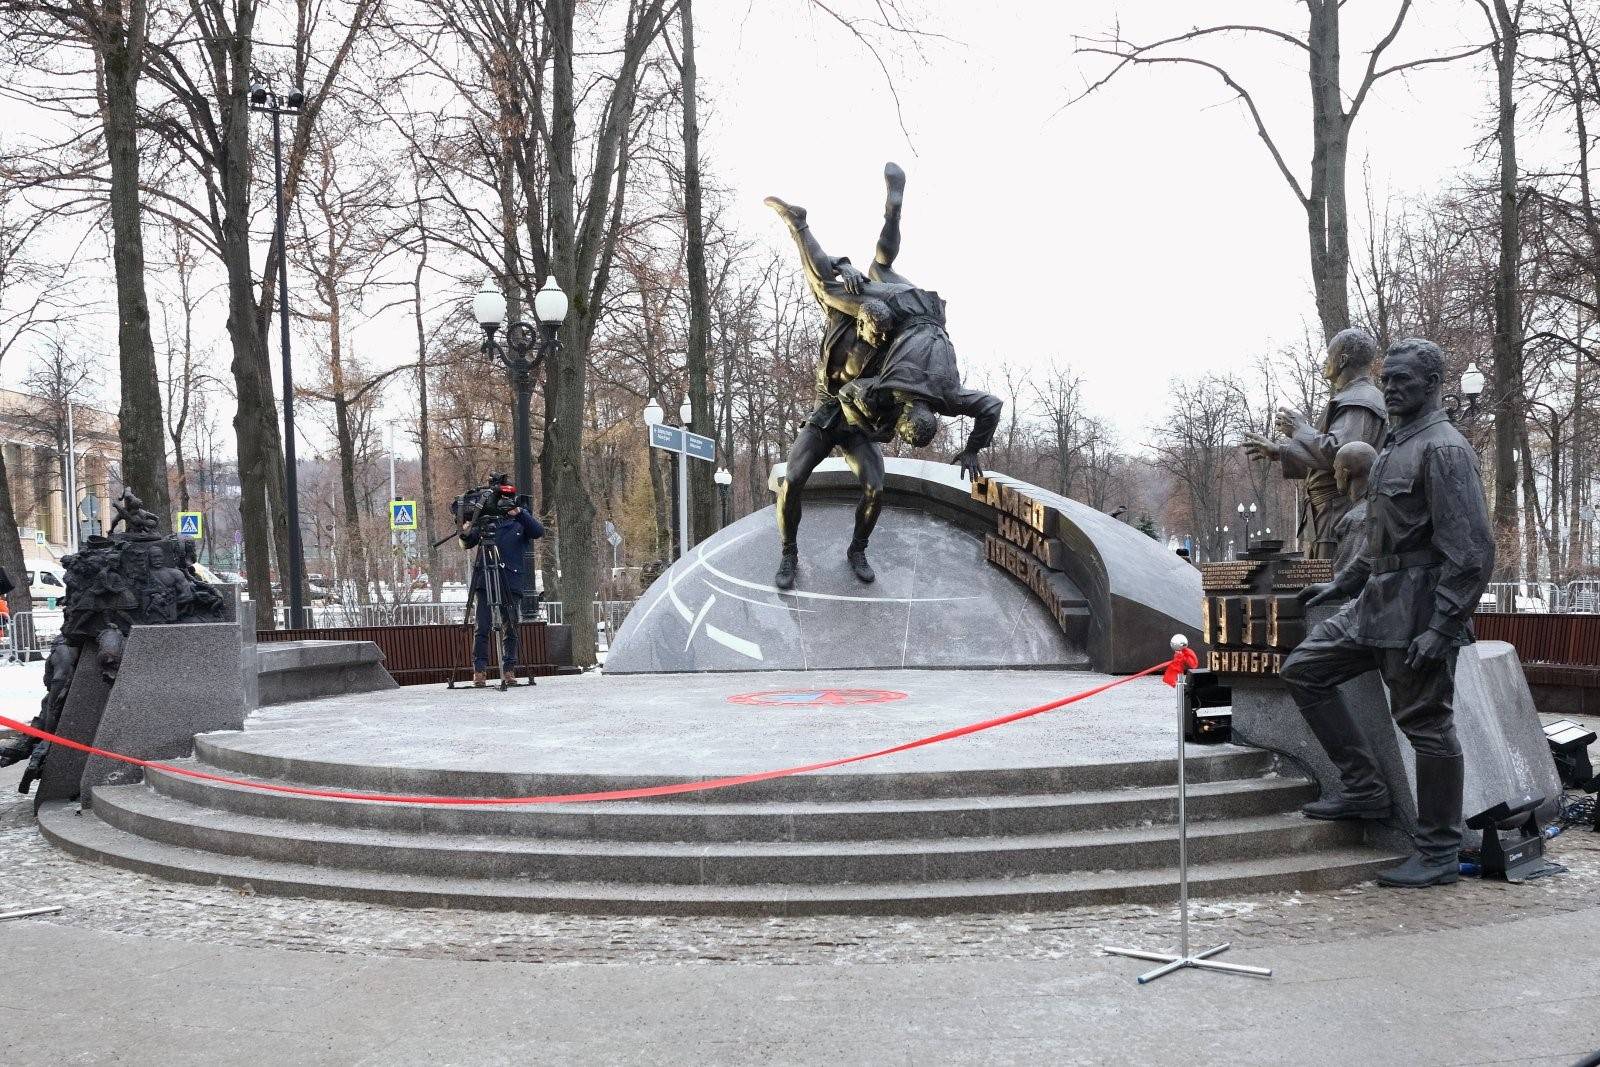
[5,1,1508,456]
[700,0,1494,441]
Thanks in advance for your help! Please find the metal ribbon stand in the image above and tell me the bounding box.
[1102,635,1273,985]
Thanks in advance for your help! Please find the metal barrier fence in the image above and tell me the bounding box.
[2,611,37,662]
[1480,580,1600,614]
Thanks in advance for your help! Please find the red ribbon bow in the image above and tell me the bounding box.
[1163,646,1199,686]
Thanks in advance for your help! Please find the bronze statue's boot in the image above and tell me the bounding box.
[775,551,798,591]
[762,196,807,229]
[1379,753,1463,888]
[847,546,875,584]
[1297,695,1390,820]
[883,162,905,212]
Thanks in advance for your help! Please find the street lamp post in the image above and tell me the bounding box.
[1236,502,1258,548]
[1444,361,1486,422]
[677,398,693,557]
[642,397,679,561]
[474,276,568,620]
[250,78,309,627]
[713,467,732,528]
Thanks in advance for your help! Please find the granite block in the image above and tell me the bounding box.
[81,622,247,797]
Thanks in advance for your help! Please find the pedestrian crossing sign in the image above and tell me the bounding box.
[177,512,203,538]
[390,500,418,531]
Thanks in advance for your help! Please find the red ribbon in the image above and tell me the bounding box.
[0,655,1184,807]
[1162,646,1198,687]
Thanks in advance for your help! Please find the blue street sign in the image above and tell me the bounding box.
[683,431,716,463]
[648,424,685,452]
[389,500,418,531]
[177,512,204,538]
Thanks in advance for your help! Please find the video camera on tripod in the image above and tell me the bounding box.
[443,473,536,691]
[447,473,529,540]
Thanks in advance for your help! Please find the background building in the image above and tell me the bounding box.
[0,387,120,563]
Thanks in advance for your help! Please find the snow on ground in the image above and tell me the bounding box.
[0,660,45,724]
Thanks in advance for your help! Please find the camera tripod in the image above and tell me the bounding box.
[446,535,534,691]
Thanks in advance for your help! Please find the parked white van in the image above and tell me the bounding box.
[25,561,67,607]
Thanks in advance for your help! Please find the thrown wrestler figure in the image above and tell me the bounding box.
[765,164,1002,590]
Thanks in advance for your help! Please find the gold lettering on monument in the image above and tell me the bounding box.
[972,476,1047,533]
[985,535,1064,615]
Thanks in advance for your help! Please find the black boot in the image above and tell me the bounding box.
[774,551,798,591]
[846,546,875,584]
[1297,695,1390,820]
[1379,753,1463,888]
[0,733,37,768]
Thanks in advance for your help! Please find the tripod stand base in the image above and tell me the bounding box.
[1101,942,1273,984]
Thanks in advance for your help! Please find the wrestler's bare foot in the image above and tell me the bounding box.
[763,196,807,227]
[883,162,905,212]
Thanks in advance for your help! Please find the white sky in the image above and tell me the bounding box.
[699,0,1493,442]
[4,0,1507,458]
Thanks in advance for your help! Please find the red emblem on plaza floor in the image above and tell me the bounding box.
[727,688,909,707]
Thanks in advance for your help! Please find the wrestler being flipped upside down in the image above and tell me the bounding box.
[764,163,1002,592]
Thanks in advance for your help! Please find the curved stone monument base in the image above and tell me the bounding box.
[607,501,1088,674]
[606,459,1203,675]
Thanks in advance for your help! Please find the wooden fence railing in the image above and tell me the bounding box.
[1473,612,1600,667]
[258,622,565,686]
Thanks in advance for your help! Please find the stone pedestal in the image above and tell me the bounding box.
[33,609,251,810]
[80,622,248,795]
[1230,637,1562,851]
[33,654,113,810]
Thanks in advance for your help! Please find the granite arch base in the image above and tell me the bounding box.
[605,459,1201,675]
[1230,638,1562,852]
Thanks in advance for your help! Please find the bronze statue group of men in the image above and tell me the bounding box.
[1247,331,1496,888]
[764,163,1002,590]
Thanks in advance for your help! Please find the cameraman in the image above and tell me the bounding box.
[459,481,544,687]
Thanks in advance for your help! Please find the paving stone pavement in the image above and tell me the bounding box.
[4,763,1599,967]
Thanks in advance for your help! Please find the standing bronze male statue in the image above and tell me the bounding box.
[1243,328,1387,557]
[1281,338,1495,888]
[765,164,1001,591]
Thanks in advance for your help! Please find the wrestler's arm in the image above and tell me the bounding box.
[949,389,1003,479]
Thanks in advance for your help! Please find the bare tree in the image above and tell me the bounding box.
[1074,4,1485,340]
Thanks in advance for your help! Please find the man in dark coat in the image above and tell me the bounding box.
[459,481,544,687]
[1281,338,1495,888]
[765,165,1001,591]
[1243,328,1388,557]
